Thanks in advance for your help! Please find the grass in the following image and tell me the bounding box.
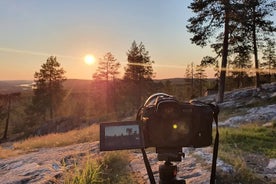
[218,107,248,122]
[65,151,136,184]
[64,157,103,184]
[0,146,22,159]
[273,120,276,127]
[217,123,276,183]
[0,124,99,158]
[1,124,140,183]
[219,124,276,158]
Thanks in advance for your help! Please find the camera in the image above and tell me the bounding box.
[100,93,215,153]
[137,93,214,149]
[100,93,218,184]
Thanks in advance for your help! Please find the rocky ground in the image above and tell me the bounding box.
[0,142,274,184]
[0,142,99,184]
[129,147,234,184]
[0,141,232,184]
[0,83,276,183]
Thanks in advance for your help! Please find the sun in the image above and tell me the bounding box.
[84,54,95,65]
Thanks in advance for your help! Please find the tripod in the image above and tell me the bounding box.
[159,161,185,184]
[141,148,185,184]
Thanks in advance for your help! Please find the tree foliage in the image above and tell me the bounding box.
[187,0,275,101]
[93,52,121,114]
[124,41,154,81]
[185,63,195,98]
[187,0,231,102]
[229,45,253,88]
[243,0,276,88]
[0,93,20,140]
[93,52,120,81]
[124,41,155,107]
[194,65,207,97]
[261,38,276,82]
[28,56,66,121]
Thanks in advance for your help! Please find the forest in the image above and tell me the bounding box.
[0,47,275,142]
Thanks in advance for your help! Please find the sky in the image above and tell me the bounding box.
[0,0,275,80]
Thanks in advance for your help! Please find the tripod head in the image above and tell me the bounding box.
[156,147,184,162]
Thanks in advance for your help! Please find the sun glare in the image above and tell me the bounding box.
[84,54,95,65]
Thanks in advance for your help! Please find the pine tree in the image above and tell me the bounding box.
[229,44,252,88]
[0,93,20,140]
[242,0,276,87]
[93,52,120,81]
[187,0,231,102]
[124,41,154,107]
[185,63,194,98]
[29,56,66,120]
[261,39,276,82]
[93,52,120,113]
[194,65,207,97]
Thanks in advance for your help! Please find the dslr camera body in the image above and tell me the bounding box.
[100,93,218,184]
[137,93,214,150]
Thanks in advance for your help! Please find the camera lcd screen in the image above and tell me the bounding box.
[100,121,145,151]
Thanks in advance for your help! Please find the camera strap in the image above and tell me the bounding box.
[209,104,219,184]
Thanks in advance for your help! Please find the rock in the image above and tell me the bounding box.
[219,104,276,127]
[262,122,274,127]
[0,142,99,184]
[267,159,276,170]
[271,92,276,98]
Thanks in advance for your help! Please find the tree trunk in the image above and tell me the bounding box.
[217,0,230,103]
[49,77,54,120]
[2,95,11,140]
[252,5,261,88]
[191,62,194,97]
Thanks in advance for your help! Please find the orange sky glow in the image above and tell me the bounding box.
[0,1,274,80]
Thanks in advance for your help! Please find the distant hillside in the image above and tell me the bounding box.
[0,79,92,93]
[155,77,217,85]
[0,80,33,93]
[0,78,217,94]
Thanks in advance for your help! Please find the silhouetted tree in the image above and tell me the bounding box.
[187,0,231,102]
[28,56,66,121]
[185,63,195,98]
[0,92,20,140]
[261,38,276,82]
[229,42,253,88]
[194,65,207,97]
[93,52,121,113]
[93,52,120,81]
[242,0,276,88]
[126,128,133,136]
[124,41,155,108]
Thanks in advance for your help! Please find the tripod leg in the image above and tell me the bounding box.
[141,148,156,184]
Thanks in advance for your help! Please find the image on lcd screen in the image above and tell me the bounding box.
[100,122,144,151]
